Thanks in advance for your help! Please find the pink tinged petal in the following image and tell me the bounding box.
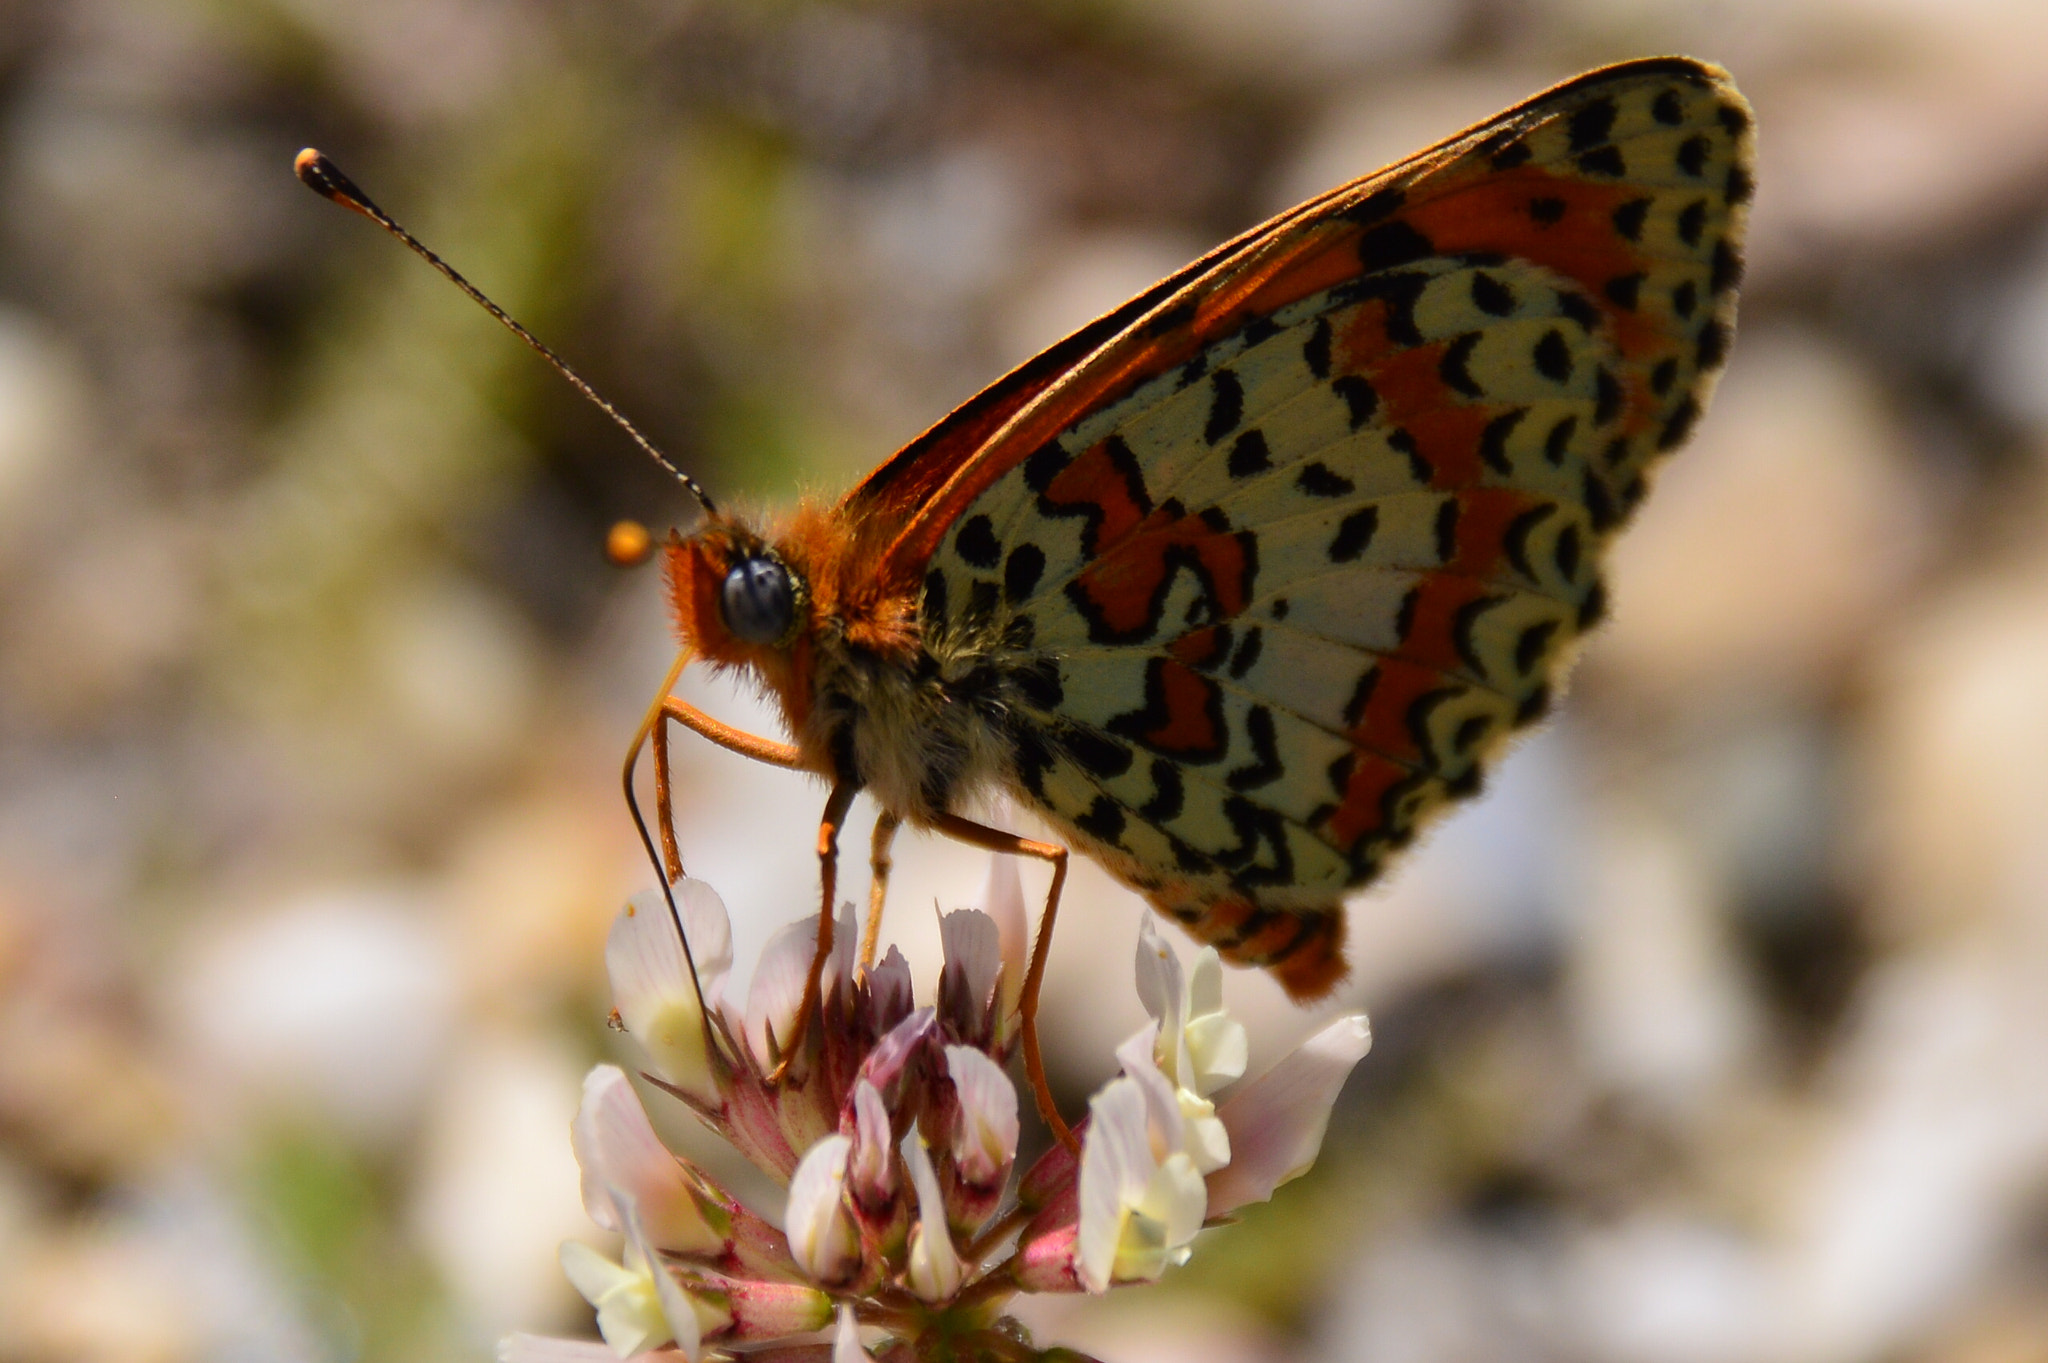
[902,1131,964,1301]
[1206,1015,1371,1218]
[977,855,1028,1021]
[572,1066,724,1255]
[720,1278,833,1340]
[847,1081,898,1210]
[857,1008,940,1101]
[1076,1079,1153,1293]
[786,1135,860,1284]
[609,887,730,1104]
[834,1305,876,1363]
[863,947,914,1035]
[937,909,1001,1041]
[945,1046,1018,1188]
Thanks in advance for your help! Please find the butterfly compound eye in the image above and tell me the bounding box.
[720,556,797,645]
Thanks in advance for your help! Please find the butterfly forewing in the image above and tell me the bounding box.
[883,58,1752,995]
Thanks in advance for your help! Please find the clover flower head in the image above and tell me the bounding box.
[519,862,1371,1360]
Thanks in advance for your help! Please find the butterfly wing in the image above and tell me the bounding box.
[885,58,1753,997]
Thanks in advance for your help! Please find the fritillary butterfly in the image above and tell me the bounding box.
[301,56,1754,1139]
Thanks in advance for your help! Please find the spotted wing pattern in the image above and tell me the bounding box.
[911,59,1753,997]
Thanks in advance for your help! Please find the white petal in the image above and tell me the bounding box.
[1183,950,1247,1093]
[1114,1023,1184,1162]
[833,1305,877,1363]
[572,1066,718,1253]
[746,915,819,1065]
[945,1045,1018,1183]
[619,1197,707,1361]
[1132,917,1184,1045]
[1207,1015,1371,1217]
[608,887,727,1102]
[977,854,1029,1016]
[1076,1077,1152,1292]
[902,1130,964,1301]
[1140,1151,1208,1251]
[785,1134,858,1283]
[559,1240,635,1307]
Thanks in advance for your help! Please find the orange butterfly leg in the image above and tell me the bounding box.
[930,813,1076,1153]
[767,780,858,1082]
[650,693,806,883]
[862,811,902,971]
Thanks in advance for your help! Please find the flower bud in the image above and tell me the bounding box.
[902,1131,964,1302]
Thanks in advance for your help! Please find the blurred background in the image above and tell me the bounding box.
[4,0,2048,1360]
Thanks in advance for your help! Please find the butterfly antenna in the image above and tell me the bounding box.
[294,148,719,517]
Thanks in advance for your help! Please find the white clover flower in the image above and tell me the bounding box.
[520,864,1370,1361]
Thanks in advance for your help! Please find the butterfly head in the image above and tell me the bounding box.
[666,516,812,666]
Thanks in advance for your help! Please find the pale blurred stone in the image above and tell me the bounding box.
[1777,944,2048,1363]
[170,886,458,1146]
[0,1223,199,1363]
[1593,328,1931,708]
[1566,806,1763,1108]
[411,1032,590,1342]
[1853,553,2048,943]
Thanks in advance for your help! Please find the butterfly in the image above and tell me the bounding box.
[300,55,1753,1143]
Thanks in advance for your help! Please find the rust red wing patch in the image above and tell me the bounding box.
[841,57,1752,1000]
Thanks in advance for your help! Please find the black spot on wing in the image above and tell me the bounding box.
[1650,357,1679,396]
[1605,273,1643,310]
[1554,523,1581,582]
[1227,429,1272,478]
[1529,196,1567,225]
[1612,198,1651,242]
[1673,280,1698,320]
[1676,134,1711,177]
[1023,440,1069,494]
[1503,502,1554,580]
[1711,239,1743,295]
[1434,498,1460,565]
[1076,795,1126,843]
[1544,415,1577,466]
[1451,595,1500,675]
[1515,620,1559,675]
[1594,367,1623,426]
[1440,333,1484,398]
[955,515,1000,568]
[1698,318,1730,368]
[1296,462,1354,498]
[1340,186,1406,224]
[1559,291,1601,333]
[1657,394,1701,450]
[1303,317,1332,379]
[1576,145,1626,177]
[1677,199,1708,247]
[1357,220,1436,272]
[1205,370,1244,445]
[1569,98,1617,150]
[1480,409,1525,475]
[1333,374,1378,429]
[1225,705,1283,791]
[1329,506,1379,563]
[1137,758,1184,823]
[1228,627,1263,679]
[1390,429,1432,486]
[1652,89,1684,125]
[1005,544,1045,604]
[1471,271,1515,316]
[1057,723,1134,779]
[1491,139,1532,170]
[1534,329,1573,383]
[1726,164,1755,207]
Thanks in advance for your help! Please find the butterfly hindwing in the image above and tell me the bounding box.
[904,58,1752,996]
